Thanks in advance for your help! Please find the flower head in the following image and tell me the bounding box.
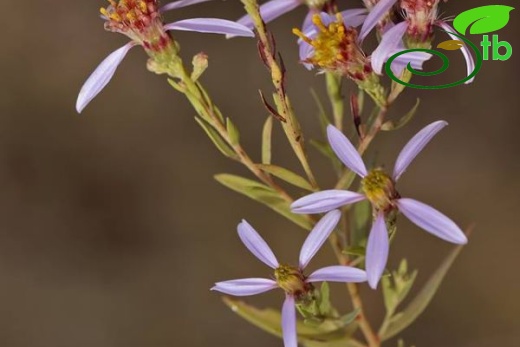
[101,0,169,49]
[76,0,254,113]
[212,210,367,347]
[294,14,371,80]
[400,0,444,44]
[370,0,475,83]
[294,13,388,106]
[290,121,468,289]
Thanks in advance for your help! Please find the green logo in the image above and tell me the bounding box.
[386,5,514,89]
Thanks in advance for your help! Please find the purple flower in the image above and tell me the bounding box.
[76,0,254,113]
[212,210,367,347]
[358,0,399,42]
[294,1,429,78]
[291,121,468,289]
[295,10,368,70]
[371,21,432,76]
[370,0,475,82]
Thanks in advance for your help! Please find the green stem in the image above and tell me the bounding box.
[241,0,318,190]
[326,72,344,130]
[168,60,298,205]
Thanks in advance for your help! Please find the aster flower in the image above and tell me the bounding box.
[76,0,254,113]
[212,210,367,347]
[295,10,368,71]
[291,121,468,289]
[371,0,475,82]
[293,7,429,102]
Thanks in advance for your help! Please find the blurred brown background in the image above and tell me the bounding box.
[0,0,518,346]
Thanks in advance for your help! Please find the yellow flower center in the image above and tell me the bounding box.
[361,169,399,211]
[293,14,355,70]
[275,265,311,297]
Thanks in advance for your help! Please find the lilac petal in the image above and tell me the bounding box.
[327,125,368,177]
[396,198,468,244]
[291,190,366,214]
[393,120,448,181]
[386,25,433,75]
[236,0,301,29]
[359,0,398,42]
[437,22,475,84]
[371,21,407,74]
[76,43,135,113]
[366,212,389,289]
[302,9,316,33]
[211,278,278,296]
[340,9,368,28]
[164,18,254,37]
[237,220,279,269]
[390,51,432,75]
[160,0,213,12]
[299,210,342,269]
[282,295,297,347]
[307,266,367,283]
[298,41,314,70]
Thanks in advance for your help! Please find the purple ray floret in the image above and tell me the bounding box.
[211,210,367,347]
[76,0,253,113]
[291,121,467,289]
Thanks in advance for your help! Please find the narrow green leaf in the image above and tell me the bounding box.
[258,164,314,191]
[167,78,184,93]
[223,298,360,347]
[351,198,371,247]
[381,242,466,340]
[195,82,225,123]
[381,99,420,131]
[339,308,360,326]
[357,90,365,116]
[453,5,514,35]
[214,174,312,230]
[337,170,357,190]
[381,259,418,315]
[226,118,240,146]
[194,117,236,159]
[318,282,331,315]
[262,116,273,164]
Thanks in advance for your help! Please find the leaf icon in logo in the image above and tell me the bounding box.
[453,5,514,35]
[437,40,464,51]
